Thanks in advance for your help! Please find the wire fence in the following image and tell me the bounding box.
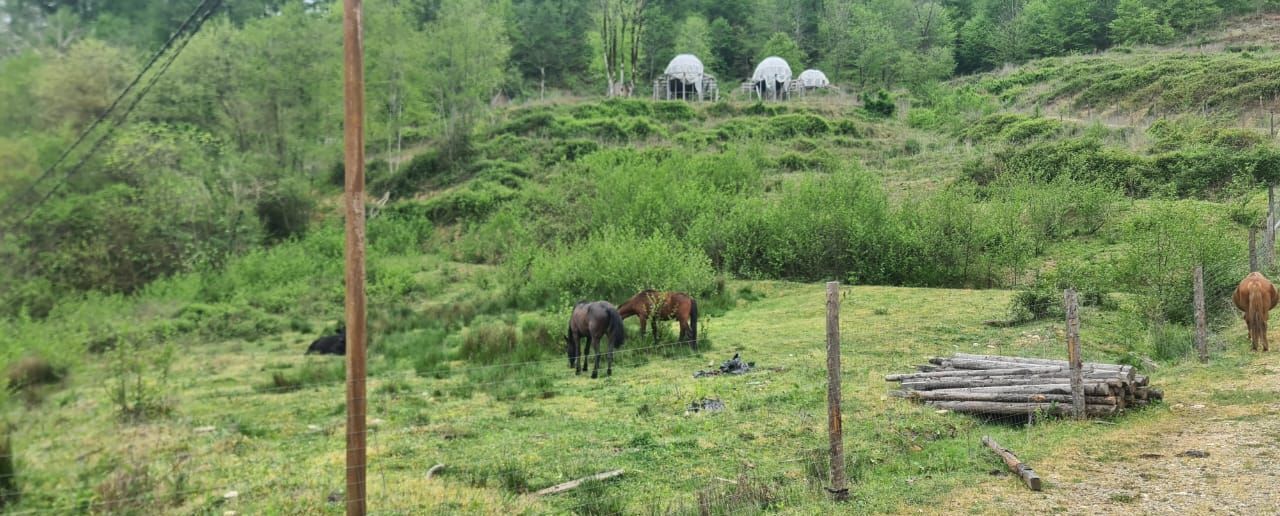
[3,257,1269,513]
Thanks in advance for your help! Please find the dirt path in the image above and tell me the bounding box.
[936,353,1280,515]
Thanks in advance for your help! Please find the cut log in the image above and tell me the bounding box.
[951,353,1130,371]
[903,383,1113,397]
[885,366,1068,381]
[534,469,624,496]
[926,401,1117,417]
[935,359,1135,382]
[982,436,1041,491]
[899,376,1123,391]
[893,390,1118,405]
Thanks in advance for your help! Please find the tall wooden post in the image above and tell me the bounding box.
[1194,265,1208,363]
[1268,185,1277,269]
[342,0,368,514]
[1250,226,1259,272]
[1064,288,1084,420]
[824,282,848,501]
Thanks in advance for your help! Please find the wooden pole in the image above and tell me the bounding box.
[534,469,624,496]
[1250,226,1259,272]
[1194,265,1208,363]
[825,281,848,501]
[342,0,368,514]
[981,436,1042,491]
[1269,185,1277,269]
[1064,288,1084,420]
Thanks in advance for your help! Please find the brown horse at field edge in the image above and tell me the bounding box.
[1233,271,1278,352]
[617,290,698,350]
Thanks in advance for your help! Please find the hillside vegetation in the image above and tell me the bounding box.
[3,3,1280,514]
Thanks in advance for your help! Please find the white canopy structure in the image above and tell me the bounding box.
[797,69,830,89]
[750,56,793,100]
[653,54,718,101]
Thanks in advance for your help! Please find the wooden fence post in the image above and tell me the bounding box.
[1250,226,1259,272]
[825,282,848,501]
[1268,185,1277,269]
[342,0,368,514]
[1194,265,1208,364]
[1063,288,1084,420]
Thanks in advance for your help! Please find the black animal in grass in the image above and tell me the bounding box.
[565,300,626,378]
[305,327,346,356]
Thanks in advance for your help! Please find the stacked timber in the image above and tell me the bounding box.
[885,353,1162,417]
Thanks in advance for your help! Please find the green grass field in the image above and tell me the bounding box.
[11,279,1269,514]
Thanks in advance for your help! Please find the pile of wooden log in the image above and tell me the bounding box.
[885,353,1162,417]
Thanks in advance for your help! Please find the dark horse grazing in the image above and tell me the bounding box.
[565,301,626,378]
[1234,272,1278,352]
[305,328,346,356]
[617,290,698,350]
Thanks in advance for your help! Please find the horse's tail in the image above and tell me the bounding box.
[608,306,625,349]
[1250,288,1266,342]
[689,298,699,345]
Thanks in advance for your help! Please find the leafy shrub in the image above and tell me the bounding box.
[906,108,944,130]
[546,139,600,164]
[832,118,863,136]
[420,180,519,224]
[769,114,830,138]
[740,102,786,116]
[500,109,557,135]
[860,89,895,117]
[176,302,285,340]
[693,168,897,282]
[650,101,698,122]
[517,228,717,307]
[1115,203,1245,325]
[457,316,520,364]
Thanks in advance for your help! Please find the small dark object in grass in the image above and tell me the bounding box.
[305,328,346,356]
[1137,453,1163,459]
[694,353,754,378]
[327,491,342,503]
[686,398,726,415]
[1177,449,1209,458]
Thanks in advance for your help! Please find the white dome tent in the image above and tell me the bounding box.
[652,54,719,101]
[750,56,793,101]
[797,69,830,89]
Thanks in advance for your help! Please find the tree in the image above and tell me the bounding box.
[956,14,1001,73]
[510,0,593,94]
[34,38,136,130]
[597,0,647,96]
[757,32,805,70]
[1159,0,1222,32]
[673,15,712,62]
[425,0,510,156]
[709,17,748,79]
[1109,0,1175,45]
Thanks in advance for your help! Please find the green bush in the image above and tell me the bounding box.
[650,101,699,122]
[768,114,831,138]
[1115,203,1245,325]
[860,89,895,117]
[693,168,897,282]
[516,228,717,308]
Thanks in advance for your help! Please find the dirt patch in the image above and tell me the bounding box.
[937,353,1280,514]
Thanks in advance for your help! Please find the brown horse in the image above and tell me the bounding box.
[617,290,698,350]
[1233,271,1278,352]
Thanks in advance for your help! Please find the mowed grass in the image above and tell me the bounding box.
[9,281,1238,514]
